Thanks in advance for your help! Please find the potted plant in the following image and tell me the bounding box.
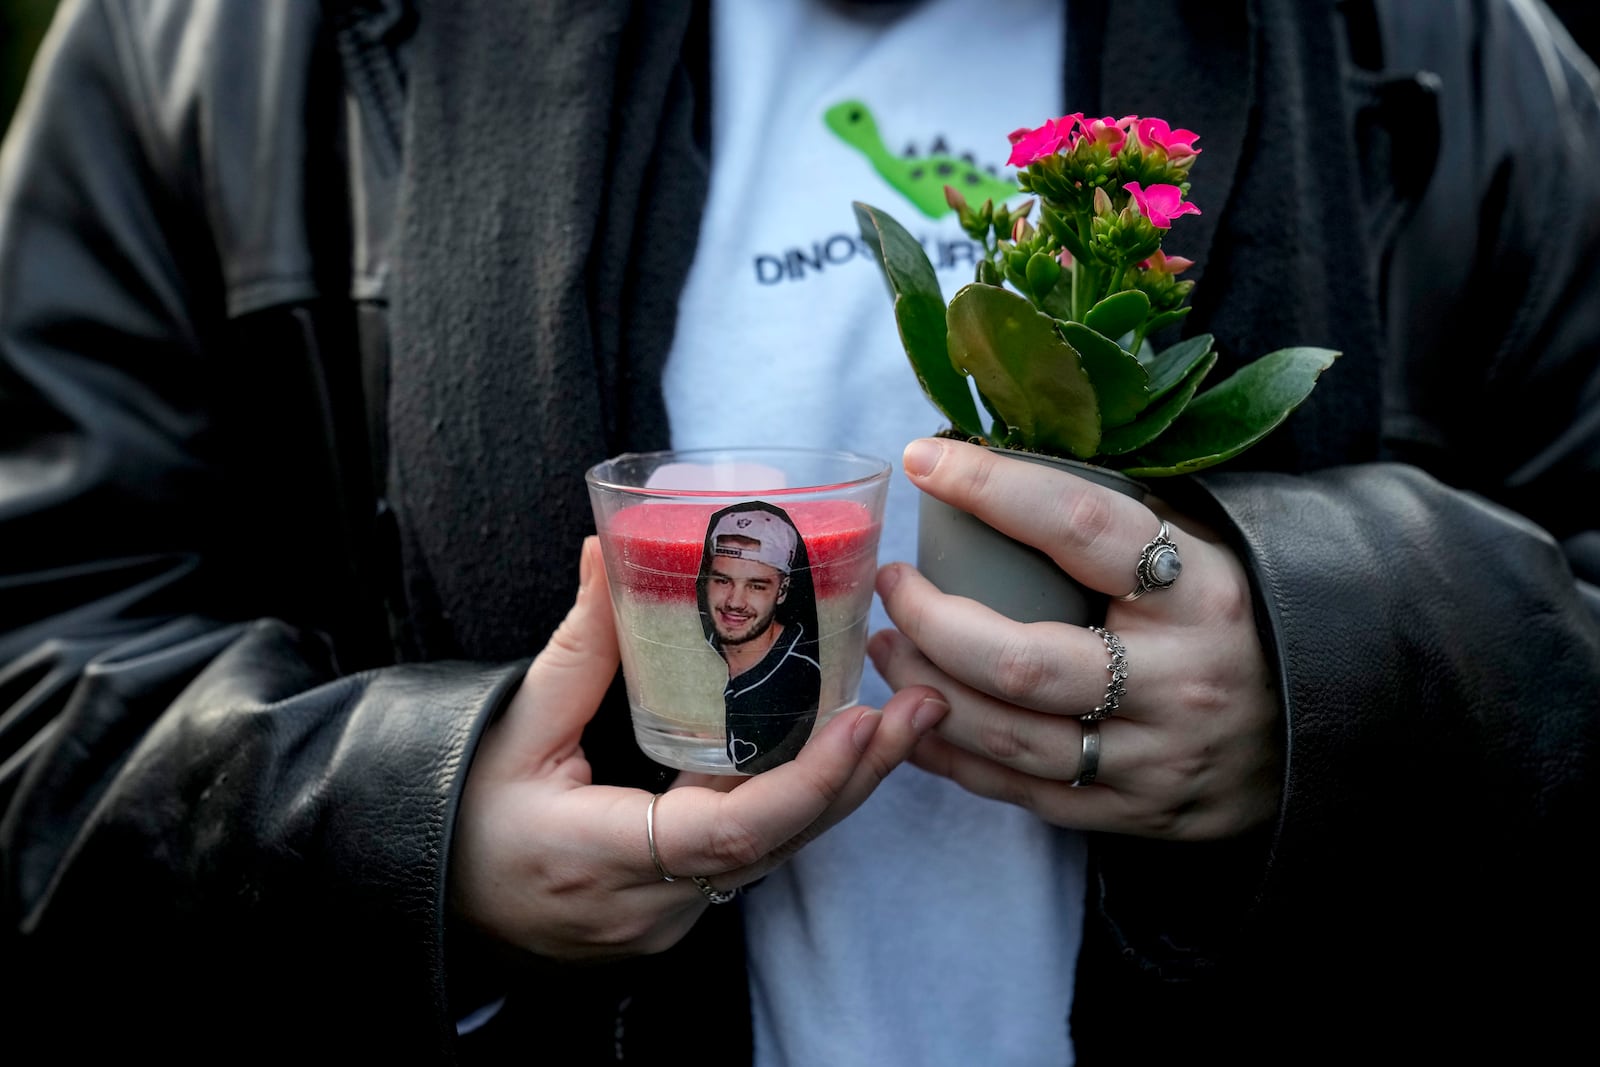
[855,112,1337,623]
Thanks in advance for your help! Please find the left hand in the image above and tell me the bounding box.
[871,438,1282,841]
[451,537,948,962]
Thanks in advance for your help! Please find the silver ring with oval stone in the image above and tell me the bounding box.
[1116,521,1182,601]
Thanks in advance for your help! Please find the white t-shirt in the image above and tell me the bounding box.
[662,1,1086,1064]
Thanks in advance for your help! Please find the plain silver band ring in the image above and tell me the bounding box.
[1116,520,1182,601]
[646,793,676,882]
[1071,721,1101,788]
[650,793,739,903]
[692,876,739,905]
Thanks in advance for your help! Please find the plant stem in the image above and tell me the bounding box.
[1073,217,1093,320]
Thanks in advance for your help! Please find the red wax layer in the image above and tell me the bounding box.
[605,499,879,600]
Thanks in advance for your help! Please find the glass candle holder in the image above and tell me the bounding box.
[587,448,890,775]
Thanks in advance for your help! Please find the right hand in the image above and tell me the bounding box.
[449,536,948,960]
[872,439,1281,841]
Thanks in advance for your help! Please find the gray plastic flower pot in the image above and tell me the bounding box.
[916,448,1147,625]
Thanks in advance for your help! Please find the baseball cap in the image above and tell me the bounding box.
[711,510,799,575]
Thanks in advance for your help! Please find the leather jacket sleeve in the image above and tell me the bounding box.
[0,3,520,1057]
[1075,2,1600,1056]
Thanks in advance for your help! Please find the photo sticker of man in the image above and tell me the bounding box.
[697,501,822,774]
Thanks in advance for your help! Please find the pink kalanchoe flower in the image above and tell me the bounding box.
[1135,117,1201,161]
[1006,114,1081,167]
[1123,181,1201,229]
[1138,248,1195,274]
[1080,115,1130,156]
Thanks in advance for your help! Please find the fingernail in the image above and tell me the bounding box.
[903,439,942,478]
[876,563,904,596]
[852,709,883,752]
[912,697,950,733]
[866,630,892,668]
[579,537,597,589]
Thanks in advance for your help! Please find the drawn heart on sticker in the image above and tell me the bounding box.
[729,737,758,765]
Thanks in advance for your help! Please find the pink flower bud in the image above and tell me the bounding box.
[1093,186,1113,216]
[1138,248,1195,275]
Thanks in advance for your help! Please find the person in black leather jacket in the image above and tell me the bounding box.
[2,1,1596,1064]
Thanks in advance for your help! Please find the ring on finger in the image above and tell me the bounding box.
[646,793,677,882]
[1117,520,1182,601]
[646,793,740,904]
[1071,721,1101,788]
[692,876,738,905]
[1084,626,1128,720]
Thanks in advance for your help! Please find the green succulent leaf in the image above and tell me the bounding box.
[1082,290,1150,339]
[976,387,1010,445]
[1141,333,1215,400]
[1037,281,1075,321]
[1098,349,1217,455]
[1117,347,1341,476]
[854,202,984,438]
[1059,322,1149,429]
[893,291,979,428]
[1143,307,1191,336]
[947,283,1101,459]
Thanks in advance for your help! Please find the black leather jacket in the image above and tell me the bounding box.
[2,1,1596,1063]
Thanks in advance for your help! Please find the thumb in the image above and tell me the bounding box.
[498,536,622,760]
[542,535,621,669]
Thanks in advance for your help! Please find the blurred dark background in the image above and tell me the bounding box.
[2,1,1599,147]
[1550,1,1600,65]
[3,0,56,135]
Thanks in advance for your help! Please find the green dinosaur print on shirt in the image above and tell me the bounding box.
[824,99,1018,220]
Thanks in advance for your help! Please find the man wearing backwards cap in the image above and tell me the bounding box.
[698,503,822,774]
